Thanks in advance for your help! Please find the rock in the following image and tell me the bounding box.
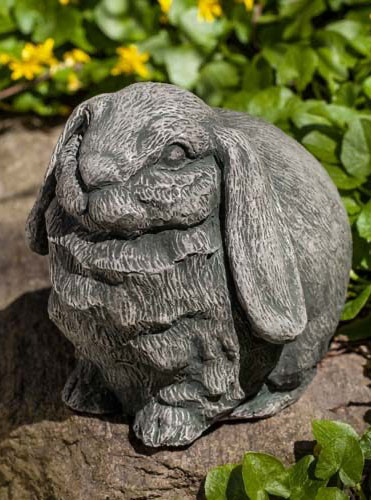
[0,118,62,309]
[0,288,370,500]
[0,118,370,500]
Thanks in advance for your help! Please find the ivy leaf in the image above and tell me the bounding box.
[315,487,348,500]
[288,455,325,500]
[313,420,364,487]
[164,46,202,89]
[205,464,247,500]
[302,131,338,164]
[357,200,371,243]
[360,428,371,460]
[341,118,371,179]
[242,452,290,500]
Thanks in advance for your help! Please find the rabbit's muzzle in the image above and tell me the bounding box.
[56,148,221,238]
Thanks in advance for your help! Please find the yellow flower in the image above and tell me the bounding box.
[59,0,70,4]
[63,49,91,67]
[22,38,57,67]
[0,53,11,65]
[111,45,150,79]
[8,59,43,80]
[67,72,82,92]
[197,0,222,22]
[158,0,172,14]
[236,0,254,11]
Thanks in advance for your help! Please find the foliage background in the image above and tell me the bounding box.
[1,0,371,334]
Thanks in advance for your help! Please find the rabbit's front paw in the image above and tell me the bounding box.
[133,400,207,447]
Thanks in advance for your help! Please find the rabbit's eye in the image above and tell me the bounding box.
[161,144,187,168]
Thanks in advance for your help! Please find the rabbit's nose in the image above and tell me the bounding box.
[88,184,147,233]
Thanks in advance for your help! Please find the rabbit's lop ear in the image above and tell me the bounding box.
[219,126,307,344]
[25,103,90,255]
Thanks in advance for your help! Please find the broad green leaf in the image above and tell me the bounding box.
[279,0,326,40]
[363,76,371,99]
[302,132,338,164]
[315,487,348,500]
[164,46,202,89]
[179,8,229,53]
[325,165,365,190]
[326,19,371,56]
[94,3,146,42]
[288,455,324,500]
[313,420,364,486]
[196,61,239,106]
[242,452,290,500]
[357,200,371,242]
[341,196,361,216]
[247,86,297,124]
[274,45,318,91]
[341,118,371,179]
[360,428,371,460]
[341,284,371,320]
[205,464,247,500]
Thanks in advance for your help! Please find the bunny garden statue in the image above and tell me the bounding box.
[26,83,352,448]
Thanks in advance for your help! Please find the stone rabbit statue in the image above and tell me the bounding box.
[26,83,352,447]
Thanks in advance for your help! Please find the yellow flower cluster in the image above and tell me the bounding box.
[196,0,255,22]
[0,39,56,80]
[0,38,91,94]
[111,45,150,79]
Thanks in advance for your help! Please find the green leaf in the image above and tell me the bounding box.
[242,452,290,500]
[341,284,371,321]
[341,196,361,216]
[363,76,371,99]
[313,420,364,486]
[179,8,229,53]
[279,0,326,40]
[205,464,247,500]
[341,118,371,179]
[302,131,338,164]
[164,46,202,89]
[94,2,146,42]
[360,428,371,460]
[324,165,365,190]
[266,45,318,92]
[247,86,298,124]
[357,200,371,242]
[315,487,348,500]
[196,60,239,106]
[288,455,325,500]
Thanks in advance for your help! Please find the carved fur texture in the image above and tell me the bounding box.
[26,83,352,447]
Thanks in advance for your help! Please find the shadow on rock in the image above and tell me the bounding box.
[0,288,75,437]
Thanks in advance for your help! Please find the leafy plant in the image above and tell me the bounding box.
[205,420,371,499]
[1,0,371,333]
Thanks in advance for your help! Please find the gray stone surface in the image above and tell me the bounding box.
[0,115,369,499]
[25,83,352,447]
